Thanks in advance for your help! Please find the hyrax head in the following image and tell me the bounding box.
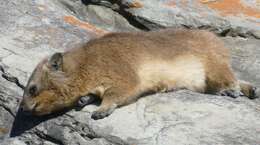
[20,52,75,116]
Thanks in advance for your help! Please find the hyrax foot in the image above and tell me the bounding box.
[217,89,242,98]
[76,95,96,108]
[239,81,259,99]
[247,87,259,99]
[91,104,117,120]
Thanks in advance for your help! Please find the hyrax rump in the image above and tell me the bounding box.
[20,29,259,120]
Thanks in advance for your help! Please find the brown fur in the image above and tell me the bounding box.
[20,29,258,119]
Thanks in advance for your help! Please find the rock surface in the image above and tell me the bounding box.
[0,0,260,145]
[104,0,260,37]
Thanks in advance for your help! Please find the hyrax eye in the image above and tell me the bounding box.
[29,85,37,96]
[51,63,59,71]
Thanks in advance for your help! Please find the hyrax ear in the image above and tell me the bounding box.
[49,52,63,71]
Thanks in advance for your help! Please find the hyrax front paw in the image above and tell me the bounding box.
[91,110,110,120]
[91,104,117,120]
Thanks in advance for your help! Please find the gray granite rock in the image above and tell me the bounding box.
[223,37,260,87]
[57,0,138,32]
[96,0,260,37]
[0,138,27,145]
[1,0,260,145]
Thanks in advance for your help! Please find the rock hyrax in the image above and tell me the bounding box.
[20,29,259,119]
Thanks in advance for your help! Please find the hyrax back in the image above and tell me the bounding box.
[20,29,258,119]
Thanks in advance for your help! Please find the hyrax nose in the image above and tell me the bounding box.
[19,100,36,115]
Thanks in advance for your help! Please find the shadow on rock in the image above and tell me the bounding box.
[9,107,70,137]
[9,98,101,137]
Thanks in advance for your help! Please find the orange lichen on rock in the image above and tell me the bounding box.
[164,0,191,8]
[165,1,176,7]
[201,0,260,18]
[128,0,143,8]
[63,16,108,35]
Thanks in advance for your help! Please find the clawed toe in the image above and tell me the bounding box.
[217,89,241,98]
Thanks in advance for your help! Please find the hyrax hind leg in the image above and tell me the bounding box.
[205,62,259,99]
